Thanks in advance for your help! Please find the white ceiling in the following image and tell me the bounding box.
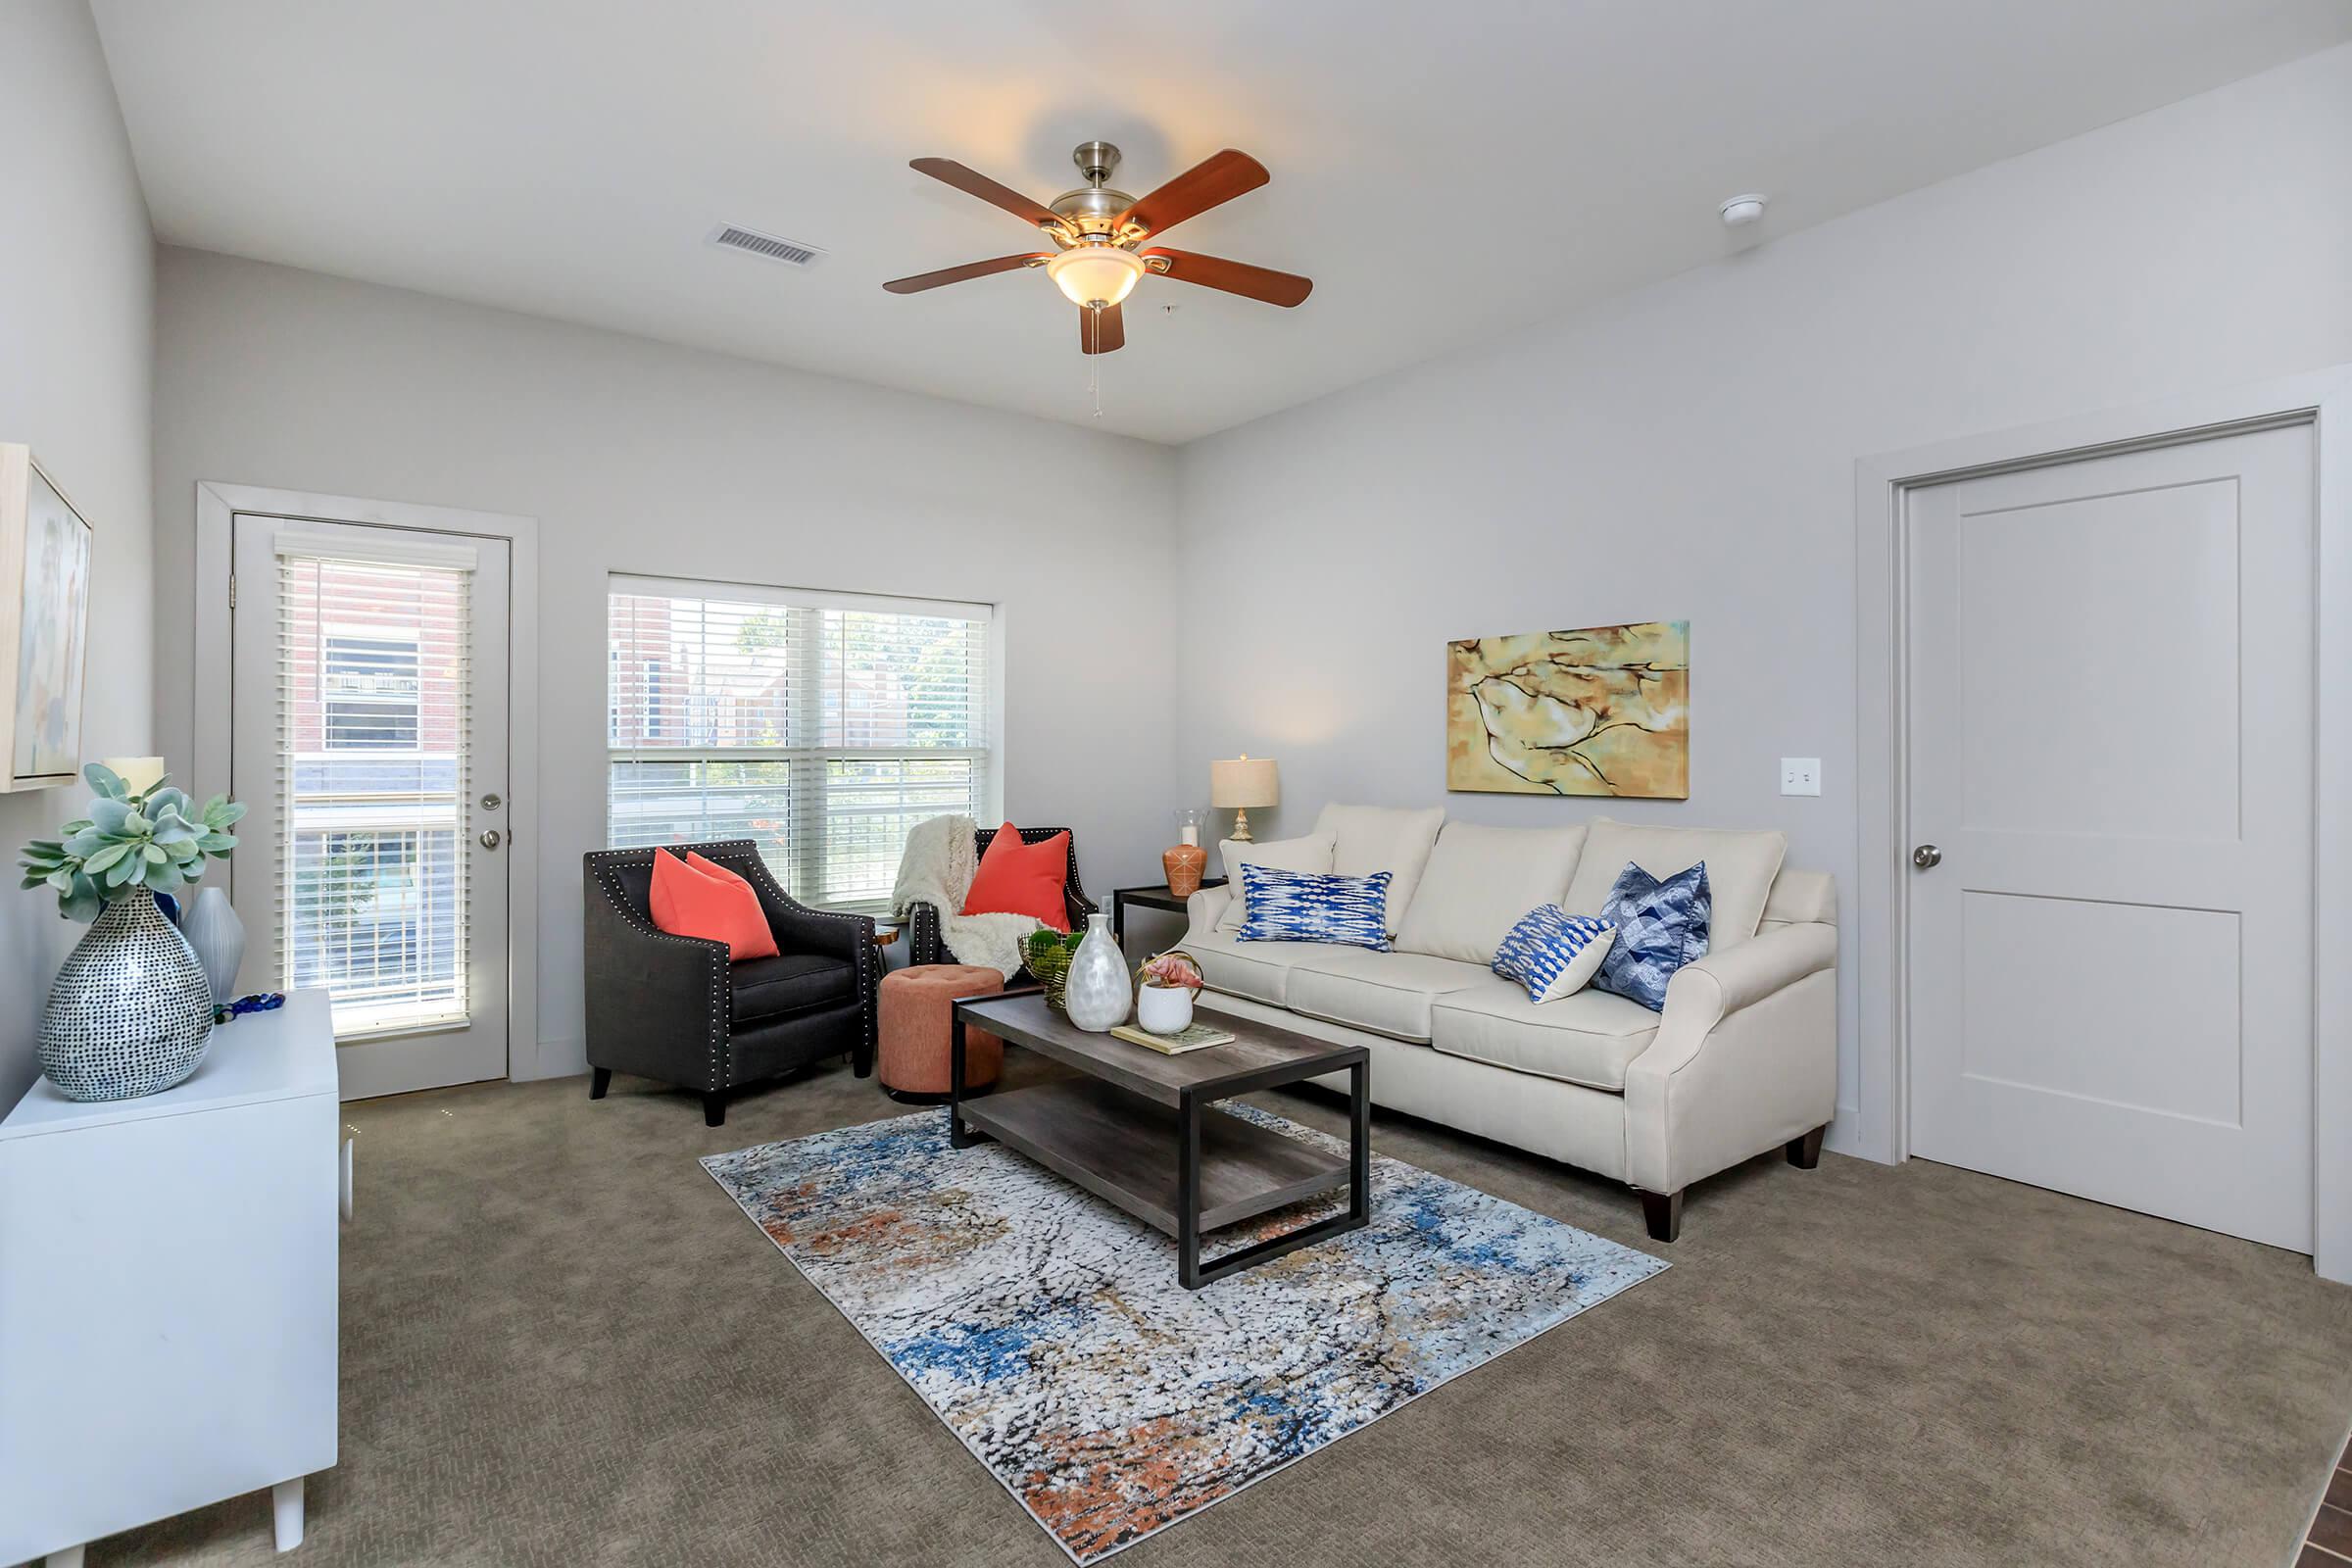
[91,0,2352,444]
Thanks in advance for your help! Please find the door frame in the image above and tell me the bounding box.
[1854,366,2352,1283]
[190,481,543,1083]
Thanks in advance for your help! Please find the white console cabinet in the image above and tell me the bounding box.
[0,989,341,1565]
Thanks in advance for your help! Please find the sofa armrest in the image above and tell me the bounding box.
[582,859,733,1091]
[1660,920,1836,1036]
[1622,921,1838,1196]
[1185,884,1234,939]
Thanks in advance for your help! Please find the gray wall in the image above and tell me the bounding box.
[151,251,1182,1079]
[1173,42,2352,1152]
[0,0,156,1108]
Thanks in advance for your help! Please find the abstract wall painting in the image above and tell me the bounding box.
[1,445,95,792]
[1447,621,1689,798]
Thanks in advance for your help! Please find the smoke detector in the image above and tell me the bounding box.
[1718,194,1768,227]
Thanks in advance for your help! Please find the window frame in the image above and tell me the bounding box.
[604,573,1002,914]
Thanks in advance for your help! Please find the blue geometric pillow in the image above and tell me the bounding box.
[1492,905,1618,1004]
[1591,860,1711,1011]
[1236,862,1394,951]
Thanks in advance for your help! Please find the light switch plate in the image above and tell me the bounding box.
[1781,758,1821,796]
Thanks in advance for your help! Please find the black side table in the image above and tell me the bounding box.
[1110,879,1226,949]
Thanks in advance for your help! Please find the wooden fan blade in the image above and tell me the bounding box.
[1113,149,1268,238]
[1141,248,1312,307]
[1080,303,1125,354]
[909,158,1066,232]
[882,253,1050,294]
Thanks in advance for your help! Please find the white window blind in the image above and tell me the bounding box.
[277,543,472,1036]
[607,577,992,910]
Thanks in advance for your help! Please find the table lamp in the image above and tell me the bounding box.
[1210,755,1279,843]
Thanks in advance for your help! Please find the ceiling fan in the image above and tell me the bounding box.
[883,140,1312,355]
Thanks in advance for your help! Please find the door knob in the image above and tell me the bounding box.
[1911,844,1941,869]
[479,829,503,851]
[480,793,503,811]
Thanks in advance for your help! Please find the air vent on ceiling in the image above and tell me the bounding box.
[706,223,827,268]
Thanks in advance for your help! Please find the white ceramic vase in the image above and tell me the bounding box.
[1136,982,1195,1035]
[1062,911,1130,1032]
[178,886,247,1007]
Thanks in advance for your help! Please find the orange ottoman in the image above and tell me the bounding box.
[879,964,1005,1102]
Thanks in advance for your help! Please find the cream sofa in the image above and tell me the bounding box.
[1183,805,1837,1241]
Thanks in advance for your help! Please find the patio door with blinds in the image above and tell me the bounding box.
[607,576,992,909]
[229,514,511,1097]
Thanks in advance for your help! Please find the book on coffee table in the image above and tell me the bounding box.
[1108,1021,1237,1055]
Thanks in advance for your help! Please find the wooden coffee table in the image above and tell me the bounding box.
[949,990,1370,1289]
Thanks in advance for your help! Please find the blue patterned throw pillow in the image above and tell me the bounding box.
[1592,860,1711,1011]
[1236,862,1394,951]
[1492,905,1618,1004]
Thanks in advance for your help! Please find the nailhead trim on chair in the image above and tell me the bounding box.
[585,847,732,1089]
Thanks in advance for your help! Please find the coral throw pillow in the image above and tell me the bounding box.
[960,823,1071,931]
[648,849,779,960]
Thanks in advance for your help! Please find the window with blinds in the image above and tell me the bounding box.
[607,577,992,910]
[277,542,472,1036]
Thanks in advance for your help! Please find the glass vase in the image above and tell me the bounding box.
[1062,911,1131,1032]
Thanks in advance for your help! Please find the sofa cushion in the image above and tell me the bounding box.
[1186,928,1347,1006]
[1562,818,1786,951]
[1396,821,1588,962]
[1430,979,1663,1092]
[731,952,856,1023]
[1312,804,1445,935]
[1286,948,1494,1043]
[1215,832,1337,932]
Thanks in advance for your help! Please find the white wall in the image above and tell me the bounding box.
[151,251,1181,1079]
[0,0,156,1109]
[1174,43,2352,1157]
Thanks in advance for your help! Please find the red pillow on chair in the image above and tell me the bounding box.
[959,823,1071,931]
[648,849,780,960]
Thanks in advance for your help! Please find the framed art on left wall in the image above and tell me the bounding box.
[0,445,95,793]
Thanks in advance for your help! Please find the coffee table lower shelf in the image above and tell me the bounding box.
[959,1078,1349,1235]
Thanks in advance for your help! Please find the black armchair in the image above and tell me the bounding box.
[583,841,877,1126]
[906,824,1097,969]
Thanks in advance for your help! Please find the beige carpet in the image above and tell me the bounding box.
[100,1054,2352,1567]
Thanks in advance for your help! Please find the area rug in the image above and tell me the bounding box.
[702,1105,1665,1563]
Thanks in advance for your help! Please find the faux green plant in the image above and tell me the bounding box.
[18,762,245,922]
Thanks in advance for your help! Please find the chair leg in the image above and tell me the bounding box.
[853,1040,874,1080]
[589,1067,611,1101]
[1638,1188,1682,1244]
[703,1092,727,1128]
[1787,1125,1826,1169]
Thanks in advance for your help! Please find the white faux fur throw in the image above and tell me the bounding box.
[891,813,1043,980]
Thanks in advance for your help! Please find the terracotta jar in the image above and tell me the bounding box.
[1162,843,1207,898]
[1164,808,1208,897]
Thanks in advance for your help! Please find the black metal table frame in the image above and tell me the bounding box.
[1109,879,1227,950]
[948,993,1371,1290]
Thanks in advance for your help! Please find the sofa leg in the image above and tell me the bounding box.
[1787,1125,1826,1169]
[589,1067,611,1101]
[853,1043,873,1080]
[1638,1188,1682,1244]
[703,1092,727,1128]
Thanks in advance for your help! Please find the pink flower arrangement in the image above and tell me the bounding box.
[1137,950,1204,991]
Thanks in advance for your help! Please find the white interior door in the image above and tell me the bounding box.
[1906,422,2316,1250]
[229,514,511,1098]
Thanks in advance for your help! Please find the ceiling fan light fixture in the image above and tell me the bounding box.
[1046,244,1145,310]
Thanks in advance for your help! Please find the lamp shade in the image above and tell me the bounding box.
[1210,756,1279,809]
[100,757,168,796]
